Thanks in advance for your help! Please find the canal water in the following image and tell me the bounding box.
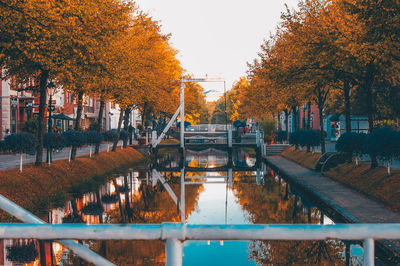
[1,148,369,265]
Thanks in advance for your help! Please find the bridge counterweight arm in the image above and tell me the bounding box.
[152,105,182,148]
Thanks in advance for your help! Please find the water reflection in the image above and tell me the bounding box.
[0,148,368,265]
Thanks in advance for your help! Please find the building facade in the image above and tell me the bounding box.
[1,73,144,139]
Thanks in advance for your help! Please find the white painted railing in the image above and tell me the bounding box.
[0,223,399,266]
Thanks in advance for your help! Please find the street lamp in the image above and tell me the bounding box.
[224,80,228,130]
[46,81,56,164]
[47,81,56,133]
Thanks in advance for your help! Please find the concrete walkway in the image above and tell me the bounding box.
[266,155,400,262]
[0,141,133,171]
[266,156,400,223]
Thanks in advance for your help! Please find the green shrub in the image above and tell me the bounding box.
[103,130,119,143]
[87,130,103,145]
[336,132,366,160]
[62,130,87,147]
[119,129,129,141]
[275,130,287,143]
[4,132,37,155]
[364,127,400,166]
[44,132,65,150]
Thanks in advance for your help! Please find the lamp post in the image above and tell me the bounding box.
[47,81,56,133]
[46,81,56,164]
[224,80,228,131]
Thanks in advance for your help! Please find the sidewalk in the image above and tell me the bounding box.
[0,141,133,171]
[266,155,400,261]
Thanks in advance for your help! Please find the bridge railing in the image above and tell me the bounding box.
[188,124,233,132]
[0,222,398,266]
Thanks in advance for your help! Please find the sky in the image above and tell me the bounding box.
[134,0,299,101]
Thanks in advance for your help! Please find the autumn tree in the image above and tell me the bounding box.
[0,0,132,163]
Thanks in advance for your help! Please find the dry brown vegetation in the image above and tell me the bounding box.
[326,163,400,213]
[0,147,144,214]
[281,146,321,169]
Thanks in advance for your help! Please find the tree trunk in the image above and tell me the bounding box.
[318,105,326,154]
[277,112,282,131]
[142,102,148,129]
[292,106,299,131]
[343,81,351,133]
[71,91,83,160]
[123,108,130,148]
[284,110,289,142]
[39,240,46,266]
[35,69,49,166]
[95,100,105,154]
[307,101,311,130]
[306,101,311,152]
[112,108,124,151]
[365,63,377,168]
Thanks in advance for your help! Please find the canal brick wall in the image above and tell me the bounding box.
[265,156,400,264]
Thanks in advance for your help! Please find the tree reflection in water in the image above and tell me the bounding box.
[232,171,346,265]
[85,170,203,265]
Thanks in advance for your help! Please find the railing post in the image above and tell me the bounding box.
[166,238,183,266]
[228,128,232,148]
[180,82,185,149]
[180,168,185,223]
[256,129,261,147]
[151,130,157,146]
[228,168,232,187]
[363,238,375,266]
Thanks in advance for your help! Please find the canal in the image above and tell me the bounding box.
[2,148,374,265]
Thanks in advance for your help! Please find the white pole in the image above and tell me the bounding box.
[89,146,92,158]
[107,143,110,152]
[152,130,157,146]
[180,168,185,223]
[228,168,232,187]
[363,238,374,266]
[69,147,72,163]
[19,153,23,173]
[166,238,183,266]
[180,81,185,149]
[228,128,232,147]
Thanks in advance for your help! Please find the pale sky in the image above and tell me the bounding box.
[134,0,299,101]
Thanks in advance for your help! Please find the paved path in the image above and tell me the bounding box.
[266,155,400,262]
[266,156,400,223]
[0,141,134,171]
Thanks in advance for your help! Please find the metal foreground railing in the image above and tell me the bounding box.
[0,223,399,266]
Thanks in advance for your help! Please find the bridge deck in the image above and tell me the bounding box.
[155,165,259,172]
[154,143,258,149]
